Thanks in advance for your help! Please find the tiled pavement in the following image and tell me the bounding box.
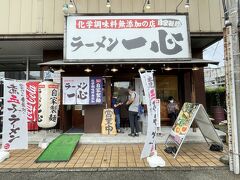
[0,143,226,169]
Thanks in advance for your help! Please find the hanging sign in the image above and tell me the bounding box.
[62,77,103,105]
[62,77,78,105]
[38,81,59,128]
[101,108,117,135]
[26,81,40,131]
[89,77,103,104]
[140,71,157,159]
[2,80,28,150]
[65,15,190,61]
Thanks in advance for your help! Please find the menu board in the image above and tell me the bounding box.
[169,103,199,145]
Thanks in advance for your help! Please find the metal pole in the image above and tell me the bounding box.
[63,16,67,60]
[230,0,240,174]
[26,57,29,81]
[223,0,240,174]
[224,26,234,171]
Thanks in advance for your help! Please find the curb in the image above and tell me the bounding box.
[0,166,228,173]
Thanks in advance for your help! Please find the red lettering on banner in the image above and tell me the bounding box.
[149,89,156,101]
[76,19,159,29]
[48,84,58,88]
[4,143,10,150]
[38,84,45,88]
[96,79,101,83]
[7,95,20,104]
[26,82,39,130]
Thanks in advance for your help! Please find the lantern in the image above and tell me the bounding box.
[38,81,59,128]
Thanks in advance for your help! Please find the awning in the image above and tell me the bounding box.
[39,58,219,66]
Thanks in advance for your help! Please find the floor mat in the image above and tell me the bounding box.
[35,134,81,163]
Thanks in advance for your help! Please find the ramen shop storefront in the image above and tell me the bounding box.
[41,14,216,133]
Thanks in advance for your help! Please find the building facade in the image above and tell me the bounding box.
[0,0,224,132]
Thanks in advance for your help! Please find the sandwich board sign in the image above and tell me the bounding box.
[101,108,117,135]
[165,102,223,158]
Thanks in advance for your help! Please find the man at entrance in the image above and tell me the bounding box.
[126,86,140,137]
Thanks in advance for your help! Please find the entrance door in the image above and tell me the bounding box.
[156,75,179,126]
[71,106,84,132]
[113,81,130,128]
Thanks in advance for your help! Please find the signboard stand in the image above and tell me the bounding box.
[165,103,223,158]
[101,108,117,135]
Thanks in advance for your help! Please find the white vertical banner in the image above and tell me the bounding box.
[2,80,28,150]
[140,71,157,159]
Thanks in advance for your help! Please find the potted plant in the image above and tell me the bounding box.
[208,87,226,124]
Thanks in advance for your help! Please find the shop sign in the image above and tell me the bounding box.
[101,108,117,135]
[65,15,190,60]
[165,103,223,158]
[26,81,40,131]
[38,81,59,128]
[62,77,103,105]
[169,103,199,145]
[2,80,28,150]
[140,71,157,159]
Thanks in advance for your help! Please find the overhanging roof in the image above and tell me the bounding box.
[0,34,221,71]
[39,58,219,66]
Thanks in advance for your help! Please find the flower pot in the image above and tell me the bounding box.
[211,106,225,124]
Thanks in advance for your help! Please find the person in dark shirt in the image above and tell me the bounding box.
[167,96,179,125]
[112,92,123,133]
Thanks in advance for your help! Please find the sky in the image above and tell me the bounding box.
[203,39,224,68]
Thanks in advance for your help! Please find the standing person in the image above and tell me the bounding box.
[167,96,179,125]
[126,86,140,137]
[112,92,123,133]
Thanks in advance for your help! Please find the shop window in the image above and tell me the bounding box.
[156,76,178,102]
[113,81,130,103]
[4,71,26,80]
[0,72,4,79]
[29,71,41,80]
[4,71,41,80]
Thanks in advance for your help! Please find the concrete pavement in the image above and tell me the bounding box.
[0,167,238,180]
[16,127,226,145]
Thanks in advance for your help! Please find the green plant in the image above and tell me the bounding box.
[205,87,225,94]
[215,92,221,106]
[205,87,226,115]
